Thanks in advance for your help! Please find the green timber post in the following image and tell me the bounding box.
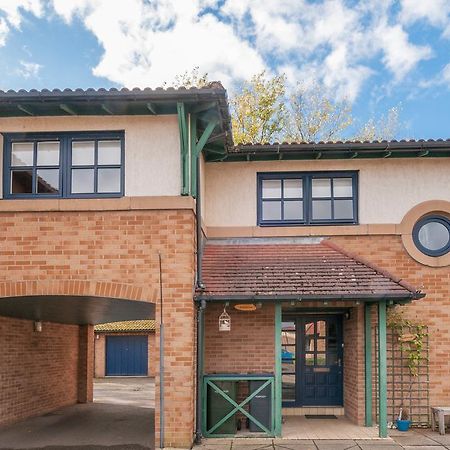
[190,114,198,196]
[191,117,218,198]
[274,302,282,436]
[177,102,189,195]
[378,300,388,438]
[365,303,373,427]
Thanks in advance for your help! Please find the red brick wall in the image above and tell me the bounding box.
[204,303,275,374]
[331,235,450,413]
[0,208,196,448]
[343,305,365,425]
[0,316,79,426]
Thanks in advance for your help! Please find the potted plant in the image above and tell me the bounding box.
[396,407,411,431]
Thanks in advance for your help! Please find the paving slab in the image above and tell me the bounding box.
[315,440,359,450]
[274,442,317,450]
[392,435,441,446]
[402,447,447,450]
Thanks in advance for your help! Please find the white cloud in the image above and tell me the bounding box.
[16,60,42,78]
[0,0,445,102]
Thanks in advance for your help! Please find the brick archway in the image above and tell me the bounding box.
[0,280,157,303]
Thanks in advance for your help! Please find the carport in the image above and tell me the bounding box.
[0,294,155,449]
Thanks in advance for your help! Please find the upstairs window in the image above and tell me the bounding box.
[4,131,124,199]
[257,172,358,226]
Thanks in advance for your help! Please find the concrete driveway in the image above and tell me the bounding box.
[0,378,155,450]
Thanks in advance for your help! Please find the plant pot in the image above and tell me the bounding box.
[396,419,411,431]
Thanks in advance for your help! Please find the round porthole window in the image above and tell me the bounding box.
[412,215,450,257]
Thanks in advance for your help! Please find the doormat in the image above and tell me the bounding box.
[305,414,337,419]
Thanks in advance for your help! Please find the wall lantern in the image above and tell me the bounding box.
[34,321,42,333]
[234,303,257,312]
[219,306,231,332]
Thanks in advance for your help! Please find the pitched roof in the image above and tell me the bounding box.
[94,320,156,333]
[198,239,424,301]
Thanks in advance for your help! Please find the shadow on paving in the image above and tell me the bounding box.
[0,403,154,450]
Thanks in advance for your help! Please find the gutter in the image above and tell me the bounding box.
[195,292,425,303]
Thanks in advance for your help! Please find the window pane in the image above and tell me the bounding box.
[262,201,281,220]
[312,200,332,220]
[262,179,281,198]
[334,199,354,220]
[284,200,303,220]
[312,178,331,198]
[72,141,95,166]
[333,178,353,197]
[36,169,59,194]
[37,141,60,166]
[98,168,121,193]
[71,168,94,194]
[282,374,296,401]
[418,221,450,251]
[284,179,302,198]
[98,140,121,165]
[11,170,33,193]
[11,142,33,166]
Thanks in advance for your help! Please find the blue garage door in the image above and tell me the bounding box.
[106,335,148,376]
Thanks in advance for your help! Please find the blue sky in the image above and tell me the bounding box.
[1,1,450,139]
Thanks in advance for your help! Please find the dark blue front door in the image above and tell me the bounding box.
[106,335,148,376]
[281,315,343,407]
[299,316,343,406]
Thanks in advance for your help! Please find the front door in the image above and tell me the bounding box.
[282,315,343,406]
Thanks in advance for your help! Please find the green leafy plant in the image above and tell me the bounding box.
[387,308,427,377]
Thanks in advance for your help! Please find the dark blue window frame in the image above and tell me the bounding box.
[412,215,450,257]
[3,131,125,199]
[257,171,359,226]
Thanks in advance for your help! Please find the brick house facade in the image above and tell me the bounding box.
[0,85,448,448]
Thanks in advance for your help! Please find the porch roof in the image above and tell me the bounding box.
[197,239,424,302]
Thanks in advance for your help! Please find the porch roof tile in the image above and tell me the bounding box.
[198,240,424,301]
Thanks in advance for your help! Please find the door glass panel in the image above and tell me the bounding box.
[282,321,296,403]
[305,353,314,366]
[317,320,326,338]
[317,337,326,352]
[304,321,314,351]
[316,354,326,366]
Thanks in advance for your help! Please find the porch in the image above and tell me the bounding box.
[196,238,425,440]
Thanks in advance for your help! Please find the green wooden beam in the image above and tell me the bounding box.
[146,102,158,115]
[177,102,189,195]
[189,101,216,114]
[17,104,34,116]
[365,303,373,427]
[378,300,387,438]
[101,104,114,115]
[60,104,77,115]
[275,302,282,436]
[191,117,218,197]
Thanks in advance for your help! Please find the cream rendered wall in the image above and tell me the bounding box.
[204,158,450,226]
[0,115,181,198]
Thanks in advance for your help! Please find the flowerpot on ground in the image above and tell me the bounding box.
[396,419,411,431]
